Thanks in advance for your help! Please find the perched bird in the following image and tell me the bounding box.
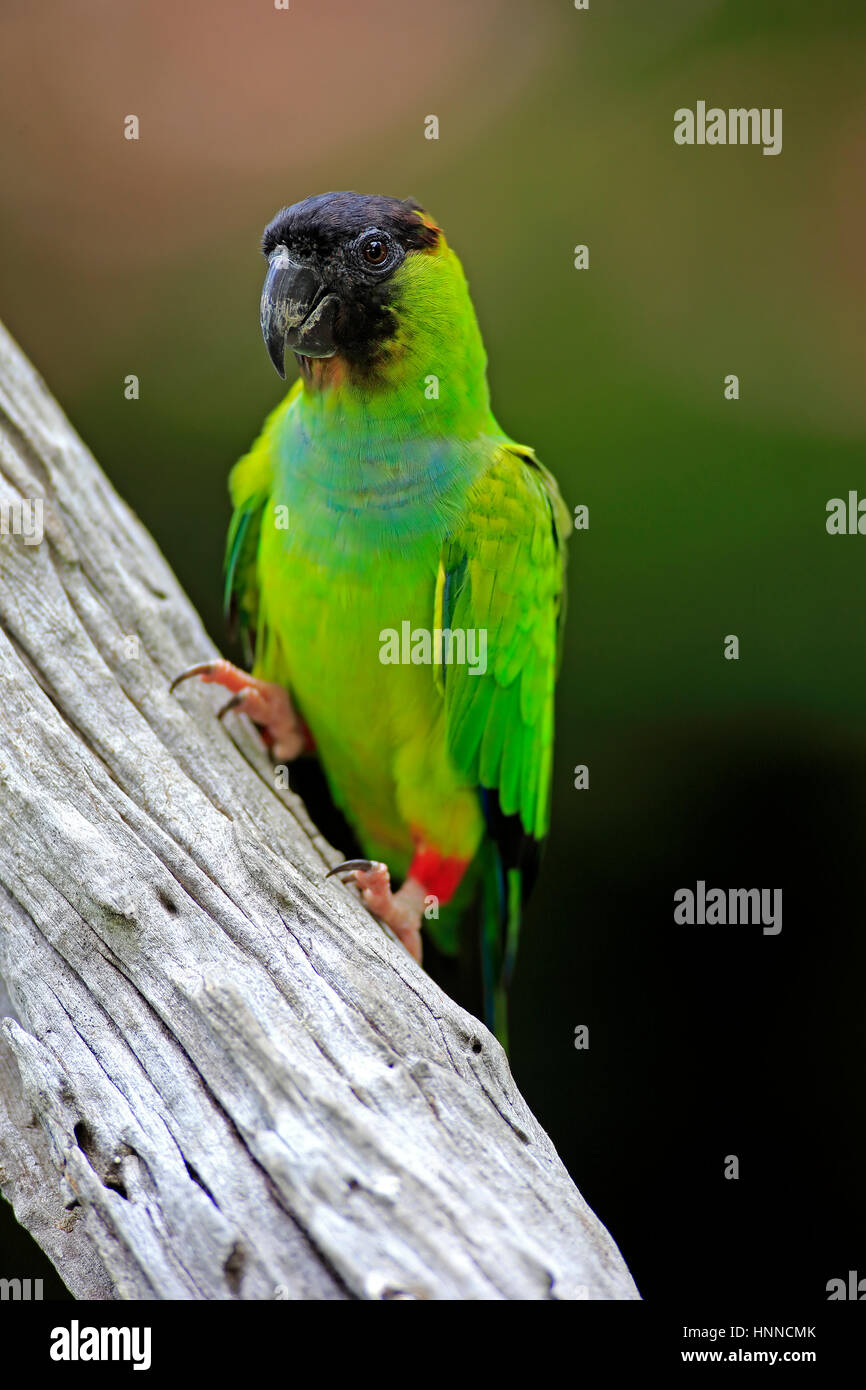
[173,192,568,1045]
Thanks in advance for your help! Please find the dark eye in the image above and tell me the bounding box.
[362,237,389,266]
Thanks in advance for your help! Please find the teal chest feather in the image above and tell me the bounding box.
[273,408,487,562]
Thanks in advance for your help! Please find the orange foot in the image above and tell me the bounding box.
[170,659,313,761]
[326,847,469,965]
[327,860,426,962]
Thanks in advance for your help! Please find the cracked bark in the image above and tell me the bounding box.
[0,320,639,1301]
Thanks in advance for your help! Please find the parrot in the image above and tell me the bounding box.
[172,192,569,1047]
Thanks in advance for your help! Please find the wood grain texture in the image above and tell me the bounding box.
[0,322,639,1300]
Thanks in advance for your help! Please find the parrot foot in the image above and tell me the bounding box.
[326,859,426,964]
[170,659,312,760]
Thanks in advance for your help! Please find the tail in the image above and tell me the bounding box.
[480,839,522,1052]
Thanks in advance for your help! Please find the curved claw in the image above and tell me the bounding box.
[216,691,246,721]
[325,859,376,880]
[169,662,217,694]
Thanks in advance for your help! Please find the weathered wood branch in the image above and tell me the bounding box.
[0,321,638,1300]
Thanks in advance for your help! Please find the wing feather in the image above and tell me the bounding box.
[224,383,301,667]
[440,443,569,847]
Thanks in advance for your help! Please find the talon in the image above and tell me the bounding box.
[325,859,376,879]
[168,657,312,760]
[169,661,216,694]
[217,691,246,721]
[328,859,425,964]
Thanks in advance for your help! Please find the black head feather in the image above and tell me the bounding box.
[261,191,438,260]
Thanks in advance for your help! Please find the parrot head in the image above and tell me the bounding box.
[259,191,475,388]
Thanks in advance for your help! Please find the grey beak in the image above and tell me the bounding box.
[260,246,340,377]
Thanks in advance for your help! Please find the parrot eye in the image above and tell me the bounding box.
[356,230,398,273]
[362,237,388,265]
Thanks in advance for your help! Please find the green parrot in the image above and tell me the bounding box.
[173,192,569,1046]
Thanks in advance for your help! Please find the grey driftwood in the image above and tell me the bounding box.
[0,321,639,1300]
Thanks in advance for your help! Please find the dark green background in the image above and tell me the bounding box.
[1,0,864,1300]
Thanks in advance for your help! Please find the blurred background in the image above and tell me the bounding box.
[1,0,864,1301]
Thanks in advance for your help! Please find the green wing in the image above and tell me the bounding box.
[224,385,299,667]
[439,443,569,845]
[439,442,568,1044]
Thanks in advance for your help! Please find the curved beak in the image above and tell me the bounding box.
[260,246,340,378]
